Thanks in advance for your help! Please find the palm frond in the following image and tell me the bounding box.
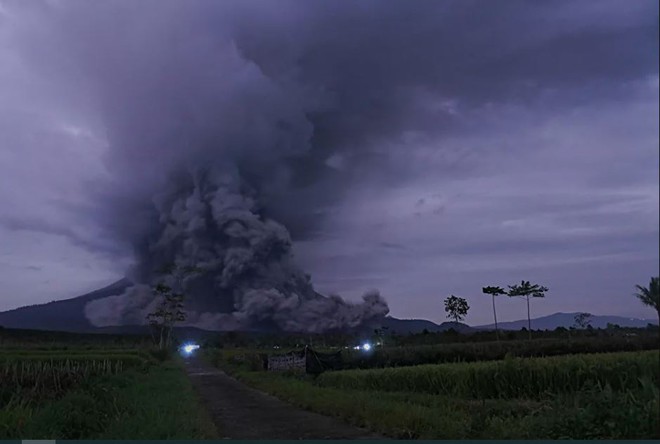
[633,277,659,312]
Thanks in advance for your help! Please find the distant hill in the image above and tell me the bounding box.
[1,283,656,335]
[475,312,658,331]
[381,316,473,334]
[0,281,470,335]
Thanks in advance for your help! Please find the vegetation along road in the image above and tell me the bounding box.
[184,354,381,439]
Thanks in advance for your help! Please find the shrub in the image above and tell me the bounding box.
[342,335,659,369]
[318,351,659,399]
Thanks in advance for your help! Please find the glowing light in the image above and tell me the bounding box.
[181,343,200,354]
[362,343,371,351]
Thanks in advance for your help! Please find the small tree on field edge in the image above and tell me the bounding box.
[444,295,470,324]
[146,284,186,350]
[146,264,202,350]
[573,312,593,329]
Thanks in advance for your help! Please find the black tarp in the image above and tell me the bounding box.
[265,346,343,374]
[305,347,343,374]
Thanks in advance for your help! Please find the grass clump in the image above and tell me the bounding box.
[1,362,217,440]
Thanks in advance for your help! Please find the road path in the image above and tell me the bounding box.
[183,355,382,439]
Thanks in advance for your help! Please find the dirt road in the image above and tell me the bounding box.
[183,355,382,439]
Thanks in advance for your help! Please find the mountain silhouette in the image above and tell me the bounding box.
[0,282,656,333]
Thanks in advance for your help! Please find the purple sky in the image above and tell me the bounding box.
[0,0,658,326]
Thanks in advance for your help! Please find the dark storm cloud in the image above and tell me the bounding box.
[0,215,123,255]
[233,0,658,196]
[7,0,657,238]
[0,0,657,325]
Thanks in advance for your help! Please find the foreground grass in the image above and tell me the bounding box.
[1,361,218,439]
[231,370,659,439]
[319,350,660,398]
[210,350,659,439]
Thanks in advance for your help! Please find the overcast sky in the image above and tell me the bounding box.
[0,0,658,326]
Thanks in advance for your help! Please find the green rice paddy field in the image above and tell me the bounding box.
[210,348,660,439]
[2,333,658,439]
[0,348,217,439]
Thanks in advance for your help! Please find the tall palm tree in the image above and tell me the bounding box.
[634,277,659,327]
[507,280,549,340]
[482,286,506,341]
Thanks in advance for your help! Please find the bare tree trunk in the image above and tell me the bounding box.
[149,325,157,347]
[492,295,499,341]
[526,295,531,341]
[166,324,173,349]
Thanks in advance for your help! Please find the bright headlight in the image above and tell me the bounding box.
[182,343,200,354]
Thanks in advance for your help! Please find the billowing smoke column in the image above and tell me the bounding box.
[86,167,389,331]
[4,1,657,331]
[15,0,479,332]
[32,2,395,332]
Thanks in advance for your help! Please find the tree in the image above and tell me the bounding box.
[633,277,659,327]
[573,312,592,329]
[482,286,506,341]
[146,283,186,351]
[373,326,389,348]
[146,264,202,350]
[507,280,548,340]
[444,295,470,323]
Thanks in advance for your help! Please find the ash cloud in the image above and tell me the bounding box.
[85,168,389,331]
[27,0,400,331]
[4,0,657,327]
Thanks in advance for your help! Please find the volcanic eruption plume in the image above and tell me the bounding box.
[2,0,657,334]
[85,167,389,332]
[41,0,405,332]
[13,0,519,332]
